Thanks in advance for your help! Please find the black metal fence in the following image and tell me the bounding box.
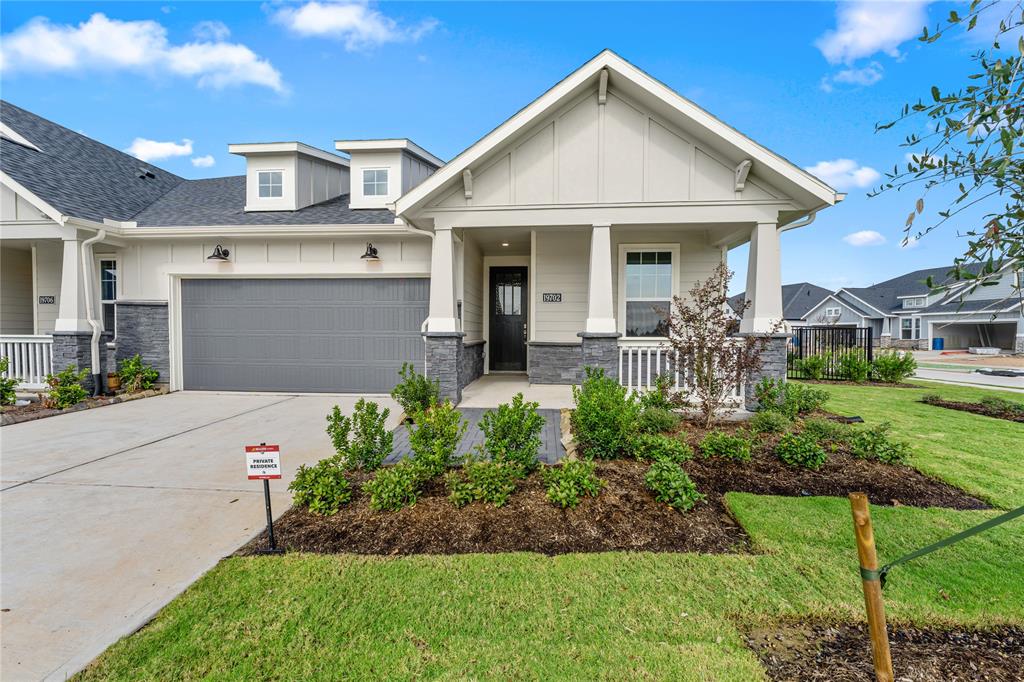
[787,326,873,380]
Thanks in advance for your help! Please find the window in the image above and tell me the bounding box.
[363,168,389,196]
[99,259,117,332]
[900,317,921,340]
[825,306,841,317]
[258,170,282,198]
[624,250,673,337]
[902,297,926,309]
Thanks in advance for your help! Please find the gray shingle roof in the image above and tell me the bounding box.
[832,290,881,317]
[921,297,1022,314]
[1,100,184,222]
[842,263,998,315]
[729,282,833,319]
[130,176,396,226]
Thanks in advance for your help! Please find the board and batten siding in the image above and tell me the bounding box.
[34,241,62,334]
[0,246,33,333]
[462,236,484,342]
[533,231,589,343]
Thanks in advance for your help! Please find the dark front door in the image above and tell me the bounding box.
[489,267,528,371]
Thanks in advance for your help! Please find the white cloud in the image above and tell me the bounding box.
[191,154,216,168]
[126,137,193,162]
[833,61,884,86]
[0,13,284,92]
[273,1,438,50]
[804,158,881,189]
[193,20,230,42]
[815,1,930,65]
[843,230,888,247]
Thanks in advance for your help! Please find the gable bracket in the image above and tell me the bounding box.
[734,159,752,192]
[598,69,608,105]
[462,169,473,199]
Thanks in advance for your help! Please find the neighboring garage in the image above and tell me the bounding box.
[929,321,1017,350]
[181,278,428,393]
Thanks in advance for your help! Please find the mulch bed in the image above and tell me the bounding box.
[795,379,920,388]
[0,387,168,426]
[920,397,1024,424]
[746,621,1024,681]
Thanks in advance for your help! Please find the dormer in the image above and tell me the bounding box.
[228,142,350,212]
[334,139,443,209]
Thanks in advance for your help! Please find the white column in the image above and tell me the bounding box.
[740,222,783,333]
[426,226,459,332]
[54,237,90,332]
[584,223,616,333]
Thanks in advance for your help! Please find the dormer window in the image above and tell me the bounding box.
[258,170,283,198]
[903,297,926,309]
[363,169,389,196]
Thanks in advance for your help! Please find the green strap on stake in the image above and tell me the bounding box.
[861,504,1024,590]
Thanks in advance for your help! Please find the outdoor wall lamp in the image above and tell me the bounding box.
[361,242,380,261]
[207,244,231,261]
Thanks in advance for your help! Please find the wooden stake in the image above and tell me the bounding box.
[849,492,895,682]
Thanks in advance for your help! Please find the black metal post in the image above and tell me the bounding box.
[263,478,277,552]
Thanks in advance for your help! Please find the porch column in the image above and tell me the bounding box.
[584,223,616,333]
[54,237,89,332]
[740,222,783,333]
[426,226,458,333]
[880,317,893,348]
[1015,314,1024,353]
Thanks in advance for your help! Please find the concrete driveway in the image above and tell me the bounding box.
[0,391,400,681]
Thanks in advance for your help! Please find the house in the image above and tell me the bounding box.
[729,282,833,331]
[801,265,1024,351]
[0,50,843,405]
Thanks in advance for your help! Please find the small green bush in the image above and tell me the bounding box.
[749,410,791,434]
[408,400,467,477]
[638,407,681,434]
[117,354,159,392]
[800,417,855,445]
[325,400,393,471]
[645,460,704,511]
[638,373,677,411]
[445,457,520,508]
[871,350,917,383]
[837,350,870,383]
[850,422,911,464]
[289,457,352,515]
[979,395,1024,415]
[754,378,829,418]
[45,366,89,409]
[632,432,694,463]
[795,353,829,380]
[390,362,439,417]
[921,393,943,405]
[478,393,544,474]
[571,366,641,459]
[0,356,19,406]
[363,460,426,511]
[699,431,752,462]
[542,460,604,508]
[776,432,828,470]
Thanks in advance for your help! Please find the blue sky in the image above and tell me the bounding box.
[0,1,1003,292]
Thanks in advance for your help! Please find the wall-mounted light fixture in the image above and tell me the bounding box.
[501,242,510,247]
[361,242,380,261]
[207,244,231,261]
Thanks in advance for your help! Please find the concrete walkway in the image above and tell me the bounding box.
[0,391,400,681]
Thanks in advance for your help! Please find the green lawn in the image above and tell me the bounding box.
[77,382,1024,681]
[811,381,1024,508]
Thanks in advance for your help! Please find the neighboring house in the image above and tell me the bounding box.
[729,282,833,331]
[0,50,842,404]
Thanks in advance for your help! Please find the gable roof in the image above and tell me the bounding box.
[729,282,833,320]
[395,49,841,217]
[1,100,184,223]
[840,263,995,316]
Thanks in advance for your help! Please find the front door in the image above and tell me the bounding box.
[489,266,528,371]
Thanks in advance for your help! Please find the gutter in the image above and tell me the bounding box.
[396,217,435,334]
[80,229,106,395]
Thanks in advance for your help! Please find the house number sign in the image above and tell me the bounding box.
[38,295,56,304]
[542,293,562,303]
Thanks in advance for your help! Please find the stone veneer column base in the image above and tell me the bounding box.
[738,332,789,412]
[459,341,486,390]
[424,332,464,404]
[1015,335,1024,353]
[579,332,621,381]
[879,334,893,349]
[528,342,583,384]
[51,331,110,394]
[114,301,170,383]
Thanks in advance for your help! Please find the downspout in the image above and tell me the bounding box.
[80,228,106,395]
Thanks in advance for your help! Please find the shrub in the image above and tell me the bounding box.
[408,400,467,477]
[921,393,943,405]
[776,432,828,470]
[979,395,1024,415]
[638,373,677,411]
[478,393,544,474]
[754,378,829,418]
[289,457,352,515]
[44,366,89,409]
[326,405,352,456]
[0,356,19,406]
[871,350,917,383]
[347,399,393,471]
[850,422,911,464]
[117,354,159,392]
[390,362,439,417]
[363,460,426,511]
[800,417,855,446]
[445,457,520,508]
[699,431,752,462]
[749,410,791,434]
[542,460,604,508]
[638,407,681,434]
[645,460,704,511]
[837,350,870,383]
[632,433,694,463]
[571,367,641,459]
[795,353,829,380]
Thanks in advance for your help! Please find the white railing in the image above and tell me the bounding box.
[618,341,745,405]
[1,335,54,390]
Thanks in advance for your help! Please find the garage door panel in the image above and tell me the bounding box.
[181,278,428,393]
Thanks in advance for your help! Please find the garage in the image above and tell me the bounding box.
[929,321,1017,350]
[181,278,428,393]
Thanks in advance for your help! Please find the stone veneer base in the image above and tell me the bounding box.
[114,301,170,380]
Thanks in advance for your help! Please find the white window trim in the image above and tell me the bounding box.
[257,170,284,199]
[95,253,120,333]
[362,167,389,197]
[824,306,841,317]
[616,243,680,341]
[903,297,926,309]
[900,316,922,340]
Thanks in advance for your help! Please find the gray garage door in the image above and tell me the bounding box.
[181,278,428,393]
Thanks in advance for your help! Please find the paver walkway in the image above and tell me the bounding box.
[386,408,565,464]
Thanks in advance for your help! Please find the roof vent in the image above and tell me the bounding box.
[137,168,156,180]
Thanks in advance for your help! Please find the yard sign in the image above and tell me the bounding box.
[245,444,282,480]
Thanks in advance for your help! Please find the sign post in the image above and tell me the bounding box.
[246,443,283,554]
